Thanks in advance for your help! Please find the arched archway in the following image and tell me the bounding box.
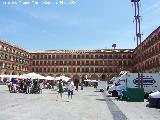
[101,74,106,81]
[56,74,61,77]
[65,74,71,78]
[4,71,10,75]
[12,71,17,75]
[90,74,99,80]
[73,74,80,80]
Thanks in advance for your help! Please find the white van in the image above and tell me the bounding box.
[97,80,107,92]
[108,73,160,97]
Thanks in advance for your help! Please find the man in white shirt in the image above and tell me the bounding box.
[67,81,74,101]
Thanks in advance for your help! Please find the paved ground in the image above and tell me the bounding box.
[0,85,160,120]
[0,85,112,120]
[104,91,160,120]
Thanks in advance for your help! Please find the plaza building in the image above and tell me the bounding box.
[30,49,133,80]
[133,26,160,73]
[0,40,30,75]
[0,26,160,81]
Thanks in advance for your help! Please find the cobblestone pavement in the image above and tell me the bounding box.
[0,85,113,120]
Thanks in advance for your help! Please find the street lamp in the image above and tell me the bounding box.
[112,44,116,76]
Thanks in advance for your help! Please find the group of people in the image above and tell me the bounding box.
[7,77,84,101]
[56,79,84,102]
[7,78,42,94]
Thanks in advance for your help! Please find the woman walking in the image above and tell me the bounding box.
[67,81,74,101]
[56,79,64,101]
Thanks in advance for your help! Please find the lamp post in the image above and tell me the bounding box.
[131,0,143,88]
[112,44,116,77]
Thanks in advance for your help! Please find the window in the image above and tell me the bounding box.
[109,55,112,59]
[95,61,98,65]
[44,55,47,59]
[56,55,59,59]
[47,61,51,65]
[99,55,103,59]
[104,55,107,59]
[64,68,67,72]
[73,68,76,72]
[77,61,80,65]
[90,61,94,65]
[123,61,127,66]
[43,68,46,72]
[39,68,42,72]
[108,61,112,65]
[95,55,98,59]
[32,61,35,66]
[128,55,131,59]
[47,68,50,72]
[33,56,36,59]
[77,55,80,59]
[73,55,76,59]
[37,55,39,59]
[95,68,98,73]
[119,61,122,66]
[90,68,94,72]
[109,68,112,72]
[77,68,80,72]
[48,55,51,59]
[73,61,76,65]
[86,61,89,65]
[40,61,43,65]
[123,55,126,59]
[60,68,63,72]
[99,68,103,72]
[36,61,39,66]
[86,55,89,59]
[32,68,35,72]
[41,55,43,59]
[52,55,55,59]
[60,61,63,65]
[85,68,89,72]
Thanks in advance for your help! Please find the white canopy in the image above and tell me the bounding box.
[0,75,19,78]
[84,79,91,82]
[55,76,71,82]
[22,72,42,79]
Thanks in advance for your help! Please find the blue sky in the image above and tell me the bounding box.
[0,0,160,51]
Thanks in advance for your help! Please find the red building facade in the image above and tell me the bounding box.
[0,26,160,81]
[0,40,30,75]
[30,49,133,80]
[133,26,160,73]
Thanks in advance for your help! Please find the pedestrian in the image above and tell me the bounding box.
[80,82,84,90]
[56,79,64,101]
[67,81,74,101]
[75,79,79,91]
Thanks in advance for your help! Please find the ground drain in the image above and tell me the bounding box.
[102,92,128,120]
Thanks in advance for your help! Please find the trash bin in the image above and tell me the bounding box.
[127,88,144,102]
